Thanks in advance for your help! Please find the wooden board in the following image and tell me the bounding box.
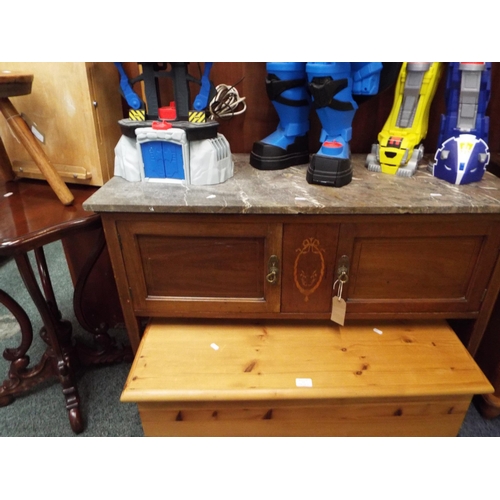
[0,62,123,186]
[122,319,493,436]
[136,396,472,437]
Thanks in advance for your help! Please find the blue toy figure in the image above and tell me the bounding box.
[250,62,383,187]
[432,62,491,185]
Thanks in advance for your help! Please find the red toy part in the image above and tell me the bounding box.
[159,101,177,121]
[152,120,173,130]
[324,140,343,149]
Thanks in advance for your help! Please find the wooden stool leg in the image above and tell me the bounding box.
[0,134,15,182]
[0,97,74,206]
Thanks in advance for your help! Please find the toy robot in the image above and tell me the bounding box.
[432,62,491,185]
[366,62,443,177]
[250,62,384,187]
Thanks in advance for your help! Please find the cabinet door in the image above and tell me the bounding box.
[336,216,500,316]
[116,216,282,315]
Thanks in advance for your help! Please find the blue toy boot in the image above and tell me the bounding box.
[250,62,311,170]
[305,62,359,187]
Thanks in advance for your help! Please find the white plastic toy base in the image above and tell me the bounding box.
[114,135,142,182]
[190,134,233,185]
[114,129,234,186]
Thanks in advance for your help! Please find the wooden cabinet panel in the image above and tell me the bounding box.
[139,234,265,298]
[281,223,339,313]
[115,215,282,315]
[349,236,480,299]
[337,216,500,315]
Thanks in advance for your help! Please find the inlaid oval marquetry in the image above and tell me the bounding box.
[293,238,325,301]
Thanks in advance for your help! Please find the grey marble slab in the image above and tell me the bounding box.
[83,154,500,215]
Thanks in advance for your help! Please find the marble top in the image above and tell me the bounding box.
[83,154,500,215]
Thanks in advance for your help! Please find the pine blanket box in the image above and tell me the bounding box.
[121,319,492,437]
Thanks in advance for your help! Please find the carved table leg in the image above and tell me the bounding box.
[10,250,83,434]
[72,227,133,366]
[0,288,35,406]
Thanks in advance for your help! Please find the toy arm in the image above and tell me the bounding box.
[193,62,213,111]
[114,62,143,110]
[352,62,383,95]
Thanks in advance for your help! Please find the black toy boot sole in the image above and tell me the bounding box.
[250,135,310,170]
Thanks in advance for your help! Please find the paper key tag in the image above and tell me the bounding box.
[330,297,346,325]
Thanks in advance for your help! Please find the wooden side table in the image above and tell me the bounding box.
[0,178,131,434]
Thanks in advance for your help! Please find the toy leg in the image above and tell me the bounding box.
[367,62,442,177]
[250,62,311,170]
[437,62,491,146]
[433,62,491,185]
[305,62,358,187]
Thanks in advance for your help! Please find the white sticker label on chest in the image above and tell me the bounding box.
[296,378,313,387]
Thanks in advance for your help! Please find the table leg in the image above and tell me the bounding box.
[71,226,133,365]
[0,250,83,433]
[0,288,34,406]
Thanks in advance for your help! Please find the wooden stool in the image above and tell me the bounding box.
[0,71,74,205]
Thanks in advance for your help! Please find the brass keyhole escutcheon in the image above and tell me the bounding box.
[266,255,279,285]
[337,255,349,283]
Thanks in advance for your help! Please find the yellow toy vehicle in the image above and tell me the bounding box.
[366,62,442,176]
